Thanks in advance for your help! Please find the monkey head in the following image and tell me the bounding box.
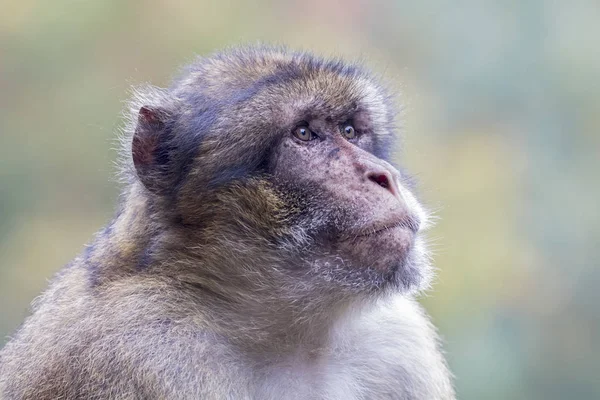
[127,47,431,299]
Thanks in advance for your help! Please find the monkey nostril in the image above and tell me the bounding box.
[369,173,391,191]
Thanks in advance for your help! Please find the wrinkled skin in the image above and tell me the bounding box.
[267,110,427,292]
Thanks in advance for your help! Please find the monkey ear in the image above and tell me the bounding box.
[132,106,172,193]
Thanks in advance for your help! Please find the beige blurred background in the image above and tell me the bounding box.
[1,1,598,398]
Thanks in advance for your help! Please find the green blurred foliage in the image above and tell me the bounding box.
[1,1,598,398]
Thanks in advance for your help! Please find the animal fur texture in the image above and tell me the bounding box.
[0,46,455,399]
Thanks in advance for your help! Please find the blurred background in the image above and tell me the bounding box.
[1,0,598,398]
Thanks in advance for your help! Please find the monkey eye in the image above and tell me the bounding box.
[342,124,356,139]
[293,126,315,142]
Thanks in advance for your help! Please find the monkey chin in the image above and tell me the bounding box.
[335,225,427,294]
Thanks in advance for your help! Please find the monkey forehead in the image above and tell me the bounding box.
[173,46,396,131]
[251,73,391,126]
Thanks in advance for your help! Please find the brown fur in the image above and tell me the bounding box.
[0,46,454,399]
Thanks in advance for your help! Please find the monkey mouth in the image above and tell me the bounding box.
[350,215,420,240]
[334,223,413,246]
[354,221,405,239]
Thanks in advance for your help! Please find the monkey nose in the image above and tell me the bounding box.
[368,172,393,193]
[365,167,400,198]
[360,160,422,232]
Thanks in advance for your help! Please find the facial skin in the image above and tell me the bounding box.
[266,112,426,293]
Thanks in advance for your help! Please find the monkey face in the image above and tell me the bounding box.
[268,113,429,293]
[129,47,432,294]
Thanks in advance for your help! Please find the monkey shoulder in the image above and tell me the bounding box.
[0,267,246,399]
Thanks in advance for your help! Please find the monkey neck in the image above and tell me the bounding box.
[171,244,358,354]
[79,185,158,286]
[204,288,357,356]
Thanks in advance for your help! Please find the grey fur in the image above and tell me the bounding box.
[0,46,454,399]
